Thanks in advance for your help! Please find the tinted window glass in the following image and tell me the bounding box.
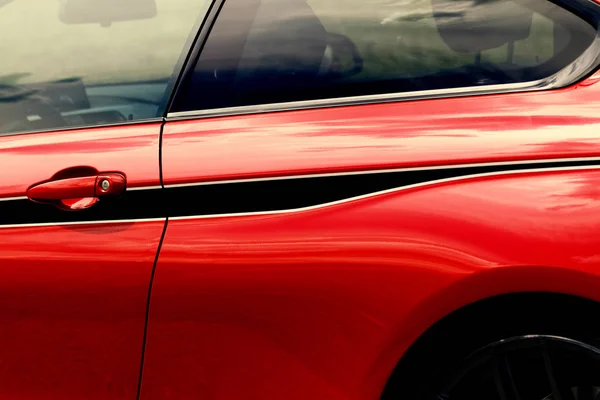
[0,0,209,135]
[173,0,596,111]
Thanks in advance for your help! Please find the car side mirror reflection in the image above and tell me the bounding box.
[59,0,157,27]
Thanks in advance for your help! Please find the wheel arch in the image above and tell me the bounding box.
[376,266,600,400]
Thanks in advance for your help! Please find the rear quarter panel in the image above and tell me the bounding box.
[141,167,600,400]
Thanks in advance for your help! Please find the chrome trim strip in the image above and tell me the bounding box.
[0,118,164,138]
[163,156,600,188]
[128,185,162,191]
[0,196,28,202]
[2,156,599,202]
[2,161,600,228]
[0,217,165,229]
[169,164,600,221]
[166,80,546,120]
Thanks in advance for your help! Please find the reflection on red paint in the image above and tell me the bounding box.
[0,221,165,400]
[60,197,99,210]
[0,123,161,198]
[163,75,600,186]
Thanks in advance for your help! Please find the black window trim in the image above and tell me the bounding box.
[161,0,225,117]
[165,0,600,121]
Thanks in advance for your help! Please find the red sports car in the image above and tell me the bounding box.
[1,0,600,398]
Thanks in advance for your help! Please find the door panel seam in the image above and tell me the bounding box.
[136,217,169,400]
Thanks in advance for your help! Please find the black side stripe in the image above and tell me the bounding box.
[1,159,600,226]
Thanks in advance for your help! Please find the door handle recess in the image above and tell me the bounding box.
[27,173,126,210]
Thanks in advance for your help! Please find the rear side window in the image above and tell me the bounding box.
[0,0,209,135]
[172,0,597,112]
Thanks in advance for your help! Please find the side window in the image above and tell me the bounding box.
[0,0,209,135]
[173,0,597,112]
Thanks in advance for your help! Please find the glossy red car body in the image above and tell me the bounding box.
[2,64,600,399]
[148,72,600,399]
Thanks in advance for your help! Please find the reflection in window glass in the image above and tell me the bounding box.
[174,0,596,111]
[0,0,209,135]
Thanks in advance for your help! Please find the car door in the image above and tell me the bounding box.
[0,0,209,398]
[0,123,164,400]
[139,0,600,398]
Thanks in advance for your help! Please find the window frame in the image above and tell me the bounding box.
[165,0,600,121]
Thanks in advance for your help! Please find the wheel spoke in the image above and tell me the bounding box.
[493,353,522,400]
[541,340,576,400]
